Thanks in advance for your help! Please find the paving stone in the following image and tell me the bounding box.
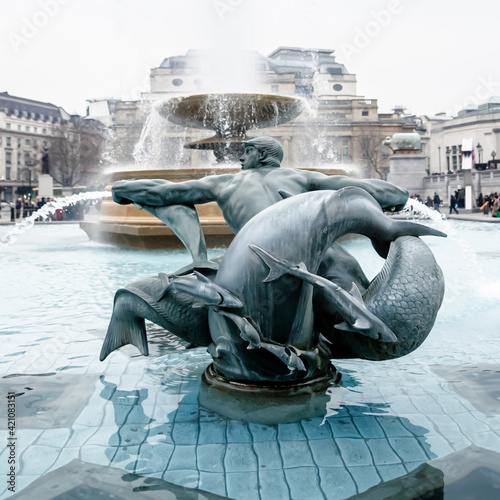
[348,465,381,495]
[301,418,333,440]
[309,439,343,467]
[278,422,306,441]
[167,444,197,471]
[224,443,258,472]
[376,463,407,482]
[198,420,227,445]
[376,417,413,438]
[319,466,358,499]
[226,471,260,500]
[19,445,60,476]
[197,443,226,473]
[253,440,283,470]
[352,416,385,439]
[79,445,112,466]
[172,422,198,445]
[419,435,454,458]
[35,428,70,448]
[226,420,252,443]
[366,438,402,465]
[247,423,278,442]
[329,417,361,438]
[258,469,289,500]
[335,438,373,467]
[280,440,315,469]
[284,466,324,500]
[389,437,430,462]
[199,471,227,497]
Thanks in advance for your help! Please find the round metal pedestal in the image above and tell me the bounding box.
[199,364,341,425]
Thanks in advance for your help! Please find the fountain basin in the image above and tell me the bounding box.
[2,222,500,499]
[80,165,347,249]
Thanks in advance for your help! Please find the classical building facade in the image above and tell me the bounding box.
[0,92,105,202]
[96,47,417,178]
[414,98,500,200]
[0,92,70,202]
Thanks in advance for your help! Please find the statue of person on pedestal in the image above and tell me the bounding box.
[41,148,50,175]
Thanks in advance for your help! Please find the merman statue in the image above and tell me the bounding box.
[100,137,445,396]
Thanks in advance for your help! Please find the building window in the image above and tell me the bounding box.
[43,141,47,147]
[6,137,11,147]
[172,78,184,86]
[34,127,37,133]
[342,139,349,157]
[271,85,279,93]
[6,152,12,164]
[25,139,31,146]
[6,123,11,129]
[17,138,21,147]
[42,128,47,134]
[333,84,343,91]
[17,125,21,131]
[362,111,369,116]
[25,126,30,132]
[6,167,11,180]
[17,154,21,165]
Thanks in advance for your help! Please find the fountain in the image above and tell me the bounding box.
[80,93,346,249]
[99,135,447,424]
[2,74,499,500]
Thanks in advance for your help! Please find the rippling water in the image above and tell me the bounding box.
[1,221,500,500]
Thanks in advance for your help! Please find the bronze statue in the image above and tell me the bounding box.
[100,137,445,395]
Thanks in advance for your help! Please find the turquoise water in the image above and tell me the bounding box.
[1,222,499,499]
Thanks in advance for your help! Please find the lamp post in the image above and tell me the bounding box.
[438,146,442,174]
[476,143,483,163]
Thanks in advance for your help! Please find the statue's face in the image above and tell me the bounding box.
[239,145,262,170]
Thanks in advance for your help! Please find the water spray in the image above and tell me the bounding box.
[0,191,111,248]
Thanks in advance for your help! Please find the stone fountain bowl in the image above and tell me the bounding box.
[158,93,305,138]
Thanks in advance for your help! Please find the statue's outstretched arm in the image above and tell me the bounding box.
[112,176,229,207]
[308,174,409,211]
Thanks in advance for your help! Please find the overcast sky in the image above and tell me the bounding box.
[1,0,499,117]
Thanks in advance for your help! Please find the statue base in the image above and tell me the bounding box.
[199,363,341,424]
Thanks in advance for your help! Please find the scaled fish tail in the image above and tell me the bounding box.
[99,289,149,361]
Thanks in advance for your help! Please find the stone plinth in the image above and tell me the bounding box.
[387,153,427,194]
[38,174,54,198]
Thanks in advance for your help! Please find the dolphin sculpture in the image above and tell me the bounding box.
[132,200,218,273]
[100,187,445,386]
[207,187,445,382]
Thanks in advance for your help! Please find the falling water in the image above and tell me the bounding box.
[401,198,483,276]
[0,191,111,248]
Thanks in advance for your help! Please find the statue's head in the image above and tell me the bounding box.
[240,137,283,170]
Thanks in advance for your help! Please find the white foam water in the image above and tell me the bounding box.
[0,191,111,248]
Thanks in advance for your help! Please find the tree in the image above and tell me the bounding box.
[48,117,105,188]
[359,128,388,179]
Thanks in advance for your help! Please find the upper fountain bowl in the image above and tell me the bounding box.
[158,93,304,139]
